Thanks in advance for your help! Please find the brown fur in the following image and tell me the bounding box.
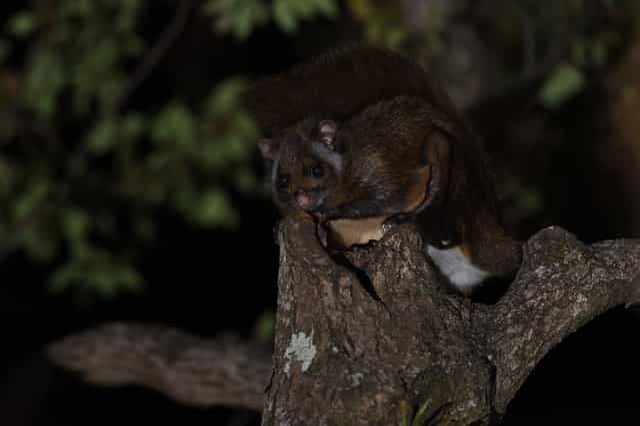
[246,45,458,136]
[250,46,522,284]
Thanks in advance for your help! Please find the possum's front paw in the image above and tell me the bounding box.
[381,213,413,234]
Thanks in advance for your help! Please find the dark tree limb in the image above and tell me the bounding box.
[47,323,270,410]
[486,229,640,412]
[48,219,639,425]
[112,0,192,111]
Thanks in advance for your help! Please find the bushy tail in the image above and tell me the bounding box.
[245,45,458,135]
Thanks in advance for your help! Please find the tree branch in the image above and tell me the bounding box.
[264,217,640,424]
[113,0,192,111]
[46,223,640,424]
[486,227,640,412]
[47,323,271,410]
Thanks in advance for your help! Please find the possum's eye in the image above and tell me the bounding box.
[311,164,325,178]
[276,173,289,188]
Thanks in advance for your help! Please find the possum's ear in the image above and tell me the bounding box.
[258,138,280,160]
[318,120,338,151]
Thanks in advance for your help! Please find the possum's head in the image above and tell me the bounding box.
[259,118,343,214]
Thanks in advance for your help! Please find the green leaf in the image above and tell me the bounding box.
[61,0,92,18]
[50,250,143,297]
[107,262,144,294]
[571,40,588,66]
[151,103,196,149]
[13,179,49,221]
[411,399,432,426]
[231,112,259,137]
[7,11,36,37]
[191,188,238,227]
[62,208,90,245]
[23,50,66,118]
[314,0,339,18]
[538,64,585,109]
[207,78,248,113]
[273,0,298,33]
[233,1,256,39]
[203,0,230,16]
[21,225,58,262]
[590,39,608,68]
[253,310,276,343]
[88,117,117,154]
[122,113,147,139]
[205,0,269,39]
[291,0,315,19]
[399,400,410,426]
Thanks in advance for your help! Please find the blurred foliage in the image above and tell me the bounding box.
[346,0,408,48]
[1,0,639,300]
[252,309,276,344]
[534,0,631,108]
[471,0,639,107]
[204,0,338,39]
[0,0,266,299]
[0,0,345,300]
[398,398,433,426]
[539,63,586,109]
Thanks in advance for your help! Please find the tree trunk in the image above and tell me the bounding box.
[262,214,640,425]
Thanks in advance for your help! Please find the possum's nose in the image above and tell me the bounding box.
[295,190,313,209]
[295,189,327,211]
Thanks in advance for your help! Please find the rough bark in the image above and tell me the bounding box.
[47,323,271,410]
[263,215,640,425]
[48,219,640,425]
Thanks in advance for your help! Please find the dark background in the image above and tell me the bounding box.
[1,1,640,425]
